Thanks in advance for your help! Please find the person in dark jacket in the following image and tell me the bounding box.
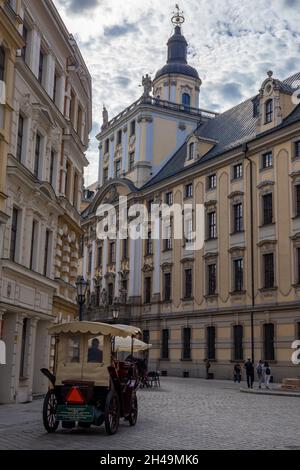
[244,358,254,389]
[233,363,242,383]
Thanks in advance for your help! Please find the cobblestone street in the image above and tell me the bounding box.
[0,377,299,450]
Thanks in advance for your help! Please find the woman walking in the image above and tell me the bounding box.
[263,362,272,390]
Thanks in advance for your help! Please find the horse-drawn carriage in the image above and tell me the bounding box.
[41,321,142,435]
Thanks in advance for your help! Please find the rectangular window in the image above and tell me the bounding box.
[166,192,173,206]
[97,245,103,269]
[103,167,108,182]
[233,325,243,361]
[117,129,122,145]
[105,138,109,154]
[295,141,300,158]
[129,151,135,171]
[97,244,102,268]
[43,230,50,277]
[123,238,128,259]
[121,279,128,302]
[297,248,300,284]
[184,268,193,299]
[16,114,24,162]
[262,151,273,169]
[29,220,37,271]
[182,328,191,360]
[144,277,151,304]
[20,318,28,378]
[88,251,92,273]
[164,272,172,301]
[262,193,273,225]
[146,232,153,256]
[21,24,28,60]
[185,218,193,243]
[73,171,79,208]
[0,46,5,82]
[49,150,55,187]
[77,105,82,137]
[207,326,216,360]
[208,174,217,190]
[10,207,19,262]
[208,211,217,239]
[70,90,75,126]
[264,323,275,361]
[161,329,169,360]
[130,120,136,136]
[53,72,58,103]
[208,264,217,296]
[295,185,300,217]
[263,253,275,289]
[143,330,150,345]
[38,50,44,84]
[265,100,273,124]
[109,242,116,264]
[233,258,244,292]
[233,203,243,233]
[115,159,121,178]
[233,163,243,180]
[185,183,193,199]
[108,283,114,306]
[34,133,41,178]
[188,142,194,161]
[164,222,172,251]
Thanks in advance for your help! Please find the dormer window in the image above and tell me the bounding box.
[265,99,273,124]
[188,142,194,161]
[182,93,191,109]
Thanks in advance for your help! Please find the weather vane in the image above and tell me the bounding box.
[171,4,185,26]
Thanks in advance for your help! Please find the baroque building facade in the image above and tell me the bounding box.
[0,0,92,403]
[82,14,300,381]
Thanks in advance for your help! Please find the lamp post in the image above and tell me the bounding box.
[76,276,89,321]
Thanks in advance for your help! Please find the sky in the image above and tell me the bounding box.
[53,0,300,185]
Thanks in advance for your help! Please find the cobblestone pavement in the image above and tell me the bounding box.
[0,377,299,450]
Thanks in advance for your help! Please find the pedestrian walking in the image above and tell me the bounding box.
[204,359,211,379]
[244,358,254,389]
[263,362,272,390]
[256,360,263,389]
[233,363,242,383]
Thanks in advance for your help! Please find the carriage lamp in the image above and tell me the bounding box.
[76,276,89,321]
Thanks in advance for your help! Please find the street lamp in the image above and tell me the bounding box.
[76,276,89,321]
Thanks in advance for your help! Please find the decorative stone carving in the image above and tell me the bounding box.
[101,288,108,305]
[142,74,153,98]
[102,105,108,126]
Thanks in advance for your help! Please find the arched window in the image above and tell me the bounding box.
[265,99,273,124]
[182,93,191,108]
[0,46,5,82]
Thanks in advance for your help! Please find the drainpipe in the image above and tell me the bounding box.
[243,143,255,364]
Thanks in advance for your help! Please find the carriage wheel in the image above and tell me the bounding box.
[128,393,138,427]
[104,391,120,435]
[43,389,59,433]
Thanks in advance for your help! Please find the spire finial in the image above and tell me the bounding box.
[171,4,185,26]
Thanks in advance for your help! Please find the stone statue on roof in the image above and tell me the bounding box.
[142,74,153,98]
[102,105,108,126]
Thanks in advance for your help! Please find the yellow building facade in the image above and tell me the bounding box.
[82,15,300,381]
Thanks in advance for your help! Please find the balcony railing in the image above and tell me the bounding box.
[101,96,218,133]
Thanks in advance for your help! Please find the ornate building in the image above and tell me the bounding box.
[82,11,300,381]
[0,0,92,403]
[0,0,23,342]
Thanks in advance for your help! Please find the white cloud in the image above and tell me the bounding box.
[53,0,300,185]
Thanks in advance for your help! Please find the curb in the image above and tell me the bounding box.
[240,388,300,398]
